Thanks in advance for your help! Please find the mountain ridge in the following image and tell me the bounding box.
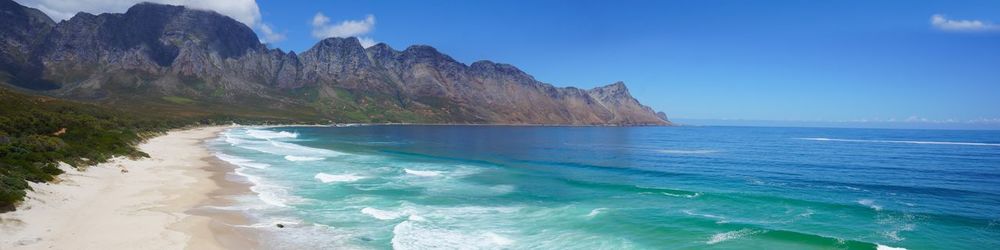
[0,1,671,125]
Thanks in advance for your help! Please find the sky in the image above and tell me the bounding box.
[15,0,1000,129]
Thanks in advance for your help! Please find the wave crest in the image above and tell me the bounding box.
[315,173,365,183]
[285,155,325,162]
[707,228,766,244]
[404,168,442,177]
[247,129,298,139]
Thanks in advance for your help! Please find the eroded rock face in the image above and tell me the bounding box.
[0,0,670,125]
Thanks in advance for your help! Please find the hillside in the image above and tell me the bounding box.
[0,1,670,125]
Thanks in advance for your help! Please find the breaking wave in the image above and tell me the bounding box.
[404,168,442,177]
[285,155,325,162]
[247,129,298,139]
[315,173,365,183]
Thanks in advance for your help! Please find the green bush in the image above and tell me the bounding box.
[0,88,176,211]
[0,87,319,211]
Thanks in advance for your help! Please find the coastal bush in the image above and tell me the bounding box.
[0,88,175,211]
[0,87,321,211]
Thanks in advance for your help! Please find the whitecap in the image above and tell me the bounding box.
[315,173,365,183]
[796,137,1000,147]
[223,134,248,145]
[483,232,515,246]
[706,228,765,244]
[796,209,815,218]
[662,192,701,198]
[858,199,883,211]
[587,208,608,218]
[285,155,325,162]
[215,153,269,169]
[269,140,348,156]
[361,207,405,220]
[250,185,292,207]
[490,184,516,195]
[877,244,907,250]
[247,129,298,139]
[391,221,515,250]
[237,141,348,158]
[404,168,442,177]
[234,169,295,207]
[683,209,725,220]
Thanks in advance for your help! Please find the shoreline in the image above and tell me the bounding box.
[0,126,255,249]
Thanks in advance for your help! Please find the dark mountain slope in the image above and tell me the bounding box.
[0,1,670,125]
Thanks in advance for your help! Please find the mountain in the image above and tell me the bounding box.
[0,1,670,125]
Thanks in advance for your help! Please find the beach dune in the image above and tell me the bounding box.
[0,126,247,250]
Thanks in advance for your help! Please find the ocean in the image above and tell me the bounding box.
[208,125,1000,249]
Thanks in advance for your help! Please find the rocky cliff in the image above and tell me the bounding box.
[0,1,670,125]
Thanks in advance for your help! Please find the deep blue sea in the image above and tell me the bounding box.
[208,125,1000,249]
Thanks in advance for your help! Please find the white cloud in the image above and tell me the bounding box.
[14,0,285,44]
[258,23,286,43]
[311,12,378,47]
[931,14,998,32]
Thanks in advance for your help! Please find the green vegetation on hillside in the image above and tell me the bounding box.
[0,84,351,212]
[0,88,187,211]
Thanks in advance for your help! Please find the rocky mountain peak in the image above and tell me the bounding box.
[401,45,458,63]
[0,1,671,126]
[1,0,53,27]
[469,60,521,72]
[365,43,396,52]
[0,0,57,89]
[589,81,630,98]
[112,2,260,59]
[313,37,363,50]
[469,60,535,82]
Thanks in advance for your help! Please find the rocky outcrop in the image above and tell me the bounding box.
[0,0,56,89]
[0,1,670,125]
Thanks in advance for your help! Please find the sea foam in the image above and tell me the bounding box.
[232,168,297,208]
[706,229,765,244]
[215,153,269,169]
[247,129,298,139]
[285,155,325,162]
[858,199,883,211]
[404,168,442,177]
[315,173,365,183]
[587,208,608,217]
[361,207,405,220]
[877,244,907,250]
[270,140,348,156]
[391,220,515,250]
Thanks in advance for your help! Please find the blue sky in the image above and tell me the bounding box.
[17,0,1000,129]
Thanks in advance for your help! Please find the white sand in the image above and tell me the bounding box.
[0,126,242,250]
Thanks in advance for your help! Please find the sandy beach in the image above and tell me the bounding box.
[0,126,253,250]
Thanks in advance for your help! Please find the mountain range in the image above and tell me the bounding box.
[0,0,670,125]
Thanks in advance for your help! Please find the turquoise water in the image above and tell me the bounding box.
[209,126,1000,249]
